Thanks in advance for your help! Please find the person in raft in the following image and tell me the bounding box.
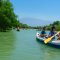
[40,27,47,37]
[48,25,56,39]
[49,25,60,40]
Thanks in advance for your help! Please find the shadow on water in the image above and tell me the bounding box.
[0,30,15,60]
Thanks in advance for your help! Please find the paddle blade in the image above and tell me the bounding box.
[44,37,52,44]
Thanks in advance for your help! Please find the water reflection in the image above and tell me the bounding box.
[0,31,15,60]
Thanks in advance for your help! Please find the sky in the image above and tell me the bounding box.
[10,0,60,26]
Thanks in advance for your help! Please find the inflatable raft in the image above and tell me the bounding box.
[36,32,60,48]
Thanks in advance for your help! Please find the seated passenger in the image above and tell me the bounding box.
[40,27,47,37]
[48,25,56,39]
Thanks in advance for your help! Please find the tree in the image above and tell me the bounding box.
[0,0,19,31]
[0,0,29,31]
[53,21,60,25]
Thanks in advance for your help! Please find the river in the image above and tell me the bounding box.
[0,29,60,60]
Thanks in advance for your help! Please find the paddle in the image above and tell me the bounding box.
[44,32,60,44]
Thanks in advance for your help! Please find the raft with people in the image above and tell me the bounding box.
[36,26,60,48]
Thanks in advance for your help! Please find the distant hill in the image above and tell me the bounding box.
[20,18,54,26]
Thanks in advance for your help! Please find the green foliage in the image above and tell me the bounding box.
[0,0,29,31]
[56,25,60,31]
[53,21,60,25]
[46,20,60,31]
[33,20,60,30]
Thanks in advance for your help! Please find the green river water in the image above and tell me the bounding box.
[0,29,60,60]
